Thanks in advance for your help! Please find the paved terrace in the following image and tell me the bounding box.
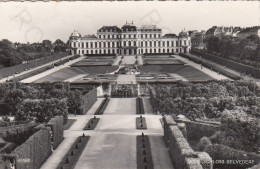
[41,98,174,169]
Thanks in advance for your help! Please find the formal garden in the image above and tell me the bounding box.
[150,80,260,168]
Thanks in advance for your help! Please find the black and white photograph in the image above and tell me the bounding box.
[0,1,259,169]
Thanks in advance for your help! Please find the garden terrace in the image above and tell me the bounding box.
[142,56,185,65]
[83,117,100,130]
[34,67,86,83]
[71,66,119,74]
[136,134,153,169]
[56,135,90,169]
[138,64,213,81]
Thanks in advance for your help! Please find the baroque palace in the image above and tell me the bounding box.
[69,22,191,55]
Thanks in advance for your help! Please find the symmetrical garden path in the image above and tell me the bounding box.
[41,97,174,169]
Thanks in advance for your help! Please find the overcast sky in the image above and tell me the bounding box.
[0,1,259,43]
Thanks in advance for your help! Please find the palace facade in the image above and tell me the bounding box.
[69,22,191,55]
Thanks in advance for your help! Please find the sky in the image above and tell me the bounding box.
[0,1,259,43]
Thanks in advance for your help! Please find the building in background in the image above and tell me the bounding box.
[189,30,206,49]
[68,22,191,55]
[205,26,242,39]
[237,26,260,39]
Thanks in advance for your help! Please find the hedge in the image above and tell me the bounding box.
[77,88,97,115]
[136,97,145,114]
[162,115,177,147]
[191,49,260,78]
[179,53,241,80]
[168,125,198,169]
[54,58,69,66]
[205,144,260,169]
[197,152,213,169]
[47,116,64,150]
[94,98,110,115]
[176,119,220,141]
[184,158,203,169]
[136,135,154,169]
[3,127,52,169]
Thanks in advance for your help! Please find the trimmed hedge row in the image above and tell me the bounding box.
[69,55,80,60]
[136,97,145,114]
[8,127,52,169]
[94,98,110,115]
[176,118,220,141]
[169,125,199,169]
[163,115,177,147]
[163,115,212,169]
[56,135,90,169]
[179,53,241,80]
[0,52,69,78]
[191,49,260,78]
[47,116,64,150]
[54,58,69,66]
[77,88,97,115]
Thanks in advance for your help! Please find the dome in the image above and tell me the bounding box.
[179,29,189,37]
[71,31,81,37]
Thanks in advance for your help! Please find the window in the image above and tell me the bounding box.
[150,41,152,47]
[163,49,165,53]
[134,41,136,46]
[112,35,114,39]
[99,42,101,48]
[154,49,156,53]
[90,42,93,48]
[154,34,156,38]
[99,49,102,54]
[99,35,101,39]
[145,41,148,47]
[82,42,84,48]
[158,48,161,53]
[112,42,114,48]
[158,41,161,47]
[145,34,147,38]
[141,42,143,47]
[150,34,152,38]
[108,35,110,39]
[95,42,97,48]
[162,41,165,47]
[124,41,126,46]
[141,34,143,38]
[154,41,156,47]
[108,42,110,48]
[167,41,169,47]
[73,42,76,47]
[86,42,88,48]
[172,41,174,47]
[103,42,106,48]
[150,49,152,53]
[167,49,169,53]
[176,41,179,46]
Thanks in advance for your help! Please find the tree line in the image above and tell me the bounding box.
[0,39,68,68]
[205,35,260,68]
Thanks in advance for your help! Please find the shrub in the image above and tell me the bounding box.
[198,137,212,151]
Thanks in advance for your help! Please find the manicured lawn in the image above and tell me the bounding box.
[75,66,119,74]
[138,65,213,81]
[136,135,154,169]
[35,67,86,82]
[83,117,100,130]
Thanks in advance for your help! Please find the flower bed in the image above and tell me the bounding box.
[94,98,110,115]
[136,97,145,114]
[56,135,90,169]
[136,134,154,169]
[83,117,100,130]
[136,116,147,130]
